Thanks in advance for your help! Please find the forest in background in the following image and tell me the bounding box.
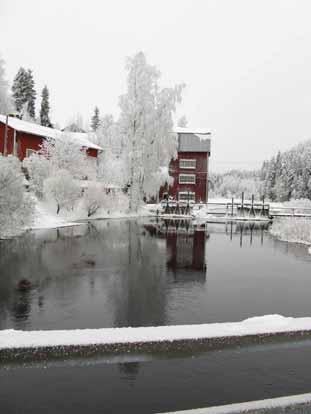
[210,140,311,202]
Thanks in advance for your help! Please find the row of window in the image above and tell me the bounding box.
[179,158,196,169]
[178,192,195,201]
[179,174,196,184]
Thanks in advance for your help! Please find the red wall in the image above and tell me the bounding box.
[0,123,15,155]
[86,148,98,158]
[160,151,209,203]
[0,122,99,160]
[17,131,43,160]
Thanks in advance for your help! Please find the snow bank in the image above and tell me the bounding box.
[31,201,79,230]
[159,393,311,413]
[270,218,311,249]
[2,315,311,351]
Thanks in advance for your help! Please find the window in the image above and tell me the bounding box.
[26,148,36,158]
[178,192,195,201]
[179,159,196,169]
[179,174,196,184]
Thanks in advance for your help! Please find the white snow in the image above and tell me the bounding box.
[29,199,155,231]
[174,127,211,135]
[31,201,79,230]
[159,393,311,413]
[270,218,311,248]
[0,114,102,151]
[1,314,311,350]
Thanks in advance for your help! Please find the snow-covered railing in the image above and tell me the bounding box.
[158,393,311,414]
[2,315,311,363]
[270,206,311,218]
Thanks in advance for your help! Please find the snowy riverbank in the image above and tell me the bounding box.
[270,217,311,252]
[30,199,156,230]
[2,314,311,351]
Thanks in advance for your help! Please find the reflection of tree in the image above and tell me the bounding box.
[118,362,140,380]
[11,290,32,329]
[114,220,167,327]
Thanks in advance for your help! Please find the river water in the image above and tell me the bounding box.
[0,219,311,330]
[1,219,311,413]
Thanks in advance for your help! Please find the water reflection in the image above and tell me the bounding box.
[225,222,270,247]
[0,219,311,330]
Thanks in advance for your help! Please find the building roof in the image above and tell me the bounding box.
[174,127,211,135]
[175,128,211,153]
[0,114,102,151]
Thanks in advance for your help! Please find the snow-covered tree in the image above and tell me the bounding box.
[83,182,105,217]
[12,67,36,119]
[119,52,184,211]
[0,155,33,237]
[209,170,262,199]
[64,114,85,132]
[12,67,28,113]
[177,115,188,128]
[40,85,52,127]
[96,114,128,187]
[91,106,100,131]
[260,140,311,201]
[23,153,52,198]
[26,69,36,119]
[43,169,80,214]
[40,136,96,179]
[0,56,12,114]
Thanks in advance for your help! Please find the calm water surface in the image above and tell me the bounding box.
[1,218,311,330]
[2,341,311,413]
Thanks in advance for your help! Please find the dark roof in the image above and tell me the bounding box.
[178,132,211,153]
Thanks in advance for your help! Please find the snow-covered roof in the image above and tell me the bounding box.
[0,114,102,151]
[174,127,211,135]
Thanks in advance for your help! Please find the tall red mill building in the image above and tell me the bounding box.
[0,114,102,161]
[161,127,212,203]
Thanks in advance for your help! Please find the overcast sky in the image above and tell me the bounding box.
[1,0,311,171]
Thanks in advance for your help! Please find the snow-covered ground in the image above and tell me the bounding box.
[30,199,155,231]
[159,393,311,414]
[270,217,311,250]
[2,314,311,350]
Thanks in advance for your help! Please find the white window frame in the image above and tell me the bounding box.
[178,191,196,201]
[179,174,196,184]
[26,149,36,158]
[179,159,196,169]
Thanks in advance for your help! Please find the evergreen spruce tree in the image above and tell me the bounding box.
[26,69,36,119]
[12,67,36,119]
[91,106,100,131]
[40,85,52,127]
[12,67,29,113]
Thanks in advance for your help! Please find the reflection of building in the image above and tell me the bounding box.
[144,220,207,281]
[167,230,206,273]
[160,128,211,203]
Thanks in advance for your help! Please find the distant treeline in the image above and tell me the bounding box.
[210,140,311,202]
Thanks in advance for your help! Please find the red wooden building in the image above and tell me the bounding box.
[160,127,211,203]
[0,114,102,160]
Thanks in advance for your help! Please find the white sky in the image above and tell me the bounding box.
[1,0,311,171]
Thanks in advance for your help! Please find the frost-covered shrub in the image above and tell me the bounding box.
[0,155,33,237]
[209,171,262,199]
[270,218,311,245]
[40,137,96,179]
[83,183,106,217]
[43,170,81,214]
[104,191,129,214]
[23,152,51,198]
